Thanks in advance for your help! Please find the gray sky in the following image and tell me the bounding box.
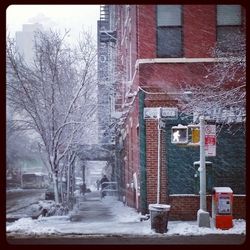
[6,5,100,43]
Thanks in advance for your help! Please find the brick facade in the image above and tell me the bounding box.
[108,4,246,219]
[169,195,246,221]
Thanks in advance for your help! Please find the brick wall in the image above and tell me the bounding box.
[114,4,245,219]
[137,5,156,58]
[169,195,246,221]
[139,62,213,90]
[123,97,140,210]
[184,5,216,58]
[137,5,217,59]
[146,120,160,205]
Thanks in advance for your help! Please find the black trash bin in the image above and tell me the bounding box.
[149,204,171,233]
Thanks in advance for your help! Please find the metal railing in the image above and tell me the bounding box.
[101,181,118,197]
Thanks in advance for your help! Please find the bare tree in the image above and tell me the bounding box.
[6,29,97,204]
[178,32,246,132]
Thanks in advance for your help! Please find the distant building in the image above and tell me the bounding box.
[98,5,246,220]
[15,23,44,65]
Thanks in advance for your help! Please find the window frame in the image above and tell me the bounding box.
[216,5,243,52]
[156,5,183,58]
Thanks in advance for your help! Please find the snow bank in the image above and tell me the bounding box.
[167,219,246,236]
[6,217,58,235]
[6,216,245,236]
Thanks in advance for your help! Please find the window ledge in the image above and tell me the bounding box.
[135,57,235,69]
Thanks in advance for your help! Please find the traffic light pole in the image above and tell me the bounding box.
[199,115,206,211]
[197,115,210,227]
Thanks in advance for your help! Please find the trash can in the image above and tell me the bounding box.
[149,204,171,233]
[212,187,233,229]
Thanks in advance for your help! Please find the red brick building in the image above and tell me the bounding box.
[101,5,246,220]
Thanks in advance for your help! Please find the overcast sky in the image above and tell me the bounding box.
[6,5,100,43]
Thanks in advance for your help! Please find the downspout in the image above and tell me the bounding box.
[139,89,147,214]
[157,116,161,204]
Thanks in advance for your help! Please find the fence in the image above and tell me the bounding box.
[101,182,118,197]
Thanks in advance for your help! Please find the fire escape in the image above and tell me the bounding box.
[97,5,118,145]
[99,5,117,43]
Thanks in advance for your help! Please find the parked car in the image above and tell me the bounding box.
[45,185,55,200]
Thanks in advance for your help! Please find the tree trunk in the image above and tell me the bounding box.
[52,172,60,204]
[59,172,64,203]
[66,164,70,204]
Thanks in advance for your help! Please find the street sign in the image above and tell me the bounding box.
[144,108,161,119]
[205,125,216,157]
[161,107,178,120]
[144,107,178,120]
[205,124,216,135]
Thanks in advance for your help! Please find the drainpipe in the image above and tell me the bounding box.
[157,116,161,204]
[139,89,147,214]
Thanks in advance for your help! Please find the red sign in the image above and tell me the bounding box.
[205,135,216,145]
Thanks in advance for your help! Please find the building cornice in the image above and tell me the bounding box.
[135,57,237,69]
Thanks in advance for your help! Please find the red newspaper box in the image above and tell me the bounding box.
[212,187,233,229]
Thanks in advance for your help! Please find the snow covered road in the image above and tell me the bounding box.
[6,188,45,213]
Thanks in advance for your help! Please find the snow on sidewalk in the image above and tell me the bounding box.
[6,196,246,236]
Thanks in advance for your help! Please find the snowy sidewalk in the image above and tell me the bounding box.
[6,195,246,237]
[69,191,114,222]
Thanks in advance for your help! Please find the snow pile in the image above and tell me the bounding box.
[6,217,58,235]
[28,200,69,217]
[7,216,245,236]
[167,219,246,236]
[45,204,69,216]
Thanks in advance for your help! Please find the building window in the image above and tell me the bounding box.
[217,5,242,52]
[157,5,182,58]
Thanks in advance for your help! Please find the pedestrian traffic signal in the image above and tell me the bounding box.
[171,125,188,144]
